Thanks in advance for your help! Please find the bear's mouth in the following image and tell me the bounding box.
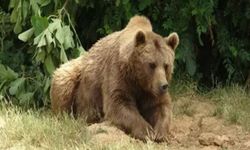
[152,88,169,97]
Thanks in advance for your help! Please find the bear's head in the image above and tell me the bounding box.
[122,31,179,96]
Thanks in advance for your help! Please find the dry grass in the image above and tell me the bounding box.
[0,106,91,149]
[170,79,250,130]
[207,85,250,130]
[0,105,168,150]
[0,80,249,149]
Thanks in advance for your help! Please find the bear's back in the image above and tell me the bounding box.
[80,16,153,85]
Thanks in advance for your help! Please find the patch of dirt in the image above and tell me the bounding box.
[87,100,250,149]
[87,122,131,144]
[170,100,250,150]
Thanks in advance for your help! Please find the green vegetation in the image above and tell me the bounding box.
[0,0,250,108]
[208,85,250,130]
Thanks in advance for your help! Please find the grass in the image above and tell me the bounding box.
[170,77,198,117]
[171,78,250,130]
[173,99,195,117]
[207,85,250,130]
[0,105,168,150]
[0,79,249,149]
[0,106,91,149]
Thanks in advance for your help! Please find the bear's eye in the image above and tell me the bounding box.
[149,62,156,70]
[164,64,169,70]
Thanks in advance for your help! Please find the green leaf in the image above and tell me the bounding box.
[229,46,238,57]
[18,28,34,42]
[39,0,51,7]
[10,0,22,33]
[44,55,55,74]
[34,32,43,45]
[30,0,41,16]
[34,30,52,48]
[55,25,64,44]
[48,19,62,32]
[0,95,4,101]
[9,0,18,9]
[43,77,50,93]
[55,25,74,49]
[0,80,7,90]
[60,46,68,63]
[34,30,50,48]
[63,26,75,49]
[46,42,53,53]
[9,77,25,95]
[0,64,18,81]
[10,0,21,22]
[10,5,18,22]
[191,9,198,15]
[22,0,29,21]
[78,46,85,52]
[31,16,49,36]
[78,46,85,54]
[37,34,46,47]
[36,48,46,62]
[45,30,53,45]
[14,17,22,33]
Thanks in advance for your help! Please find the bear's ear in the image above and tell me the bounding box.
[119,30,146,62]
[165,32,179,51]
[135,30,146,46]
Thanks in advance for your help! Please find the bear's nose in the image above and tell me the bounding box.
[160,84,168,93]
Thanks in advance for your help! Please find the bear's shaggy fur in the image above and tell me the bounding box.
[50,15,179,142]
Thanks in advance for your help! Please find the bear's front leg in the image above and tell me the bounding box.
[153,103,172,143]
[104,94,155,141]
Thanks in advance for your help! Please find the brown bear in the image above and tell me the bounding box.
[50,15,179,142]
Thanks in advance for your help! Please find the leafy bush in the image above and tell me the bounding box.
[0,0,84,108]
[0,0,250,108]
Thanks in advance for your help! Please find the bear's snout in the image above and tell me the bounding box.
[159,83,168,93]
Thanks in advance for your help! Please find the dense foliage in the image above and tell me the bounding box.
[0,0,249,108]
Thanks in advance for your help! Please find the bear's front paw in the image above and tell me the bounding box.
[155,133,168,143]
[154,127,171,143]
[132,124,155,142]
